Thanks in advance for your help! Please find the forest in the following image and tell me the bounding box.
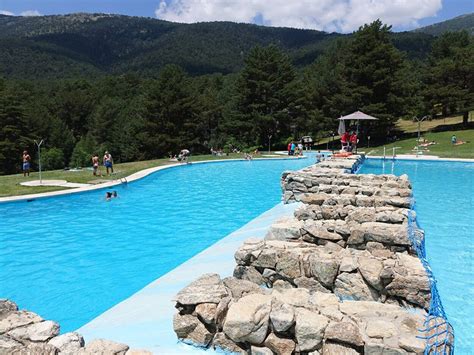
[0,19,473,175]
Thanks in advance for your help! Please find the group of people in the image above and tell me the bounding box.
[340,131,358,152]
[92,151,114,176]
[287,141,304,156]
[169,149,191,163]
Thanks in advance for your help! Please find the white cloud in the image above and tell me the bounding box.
[20,10,42,17]
[0,10,14,16]
[155,0,442,32]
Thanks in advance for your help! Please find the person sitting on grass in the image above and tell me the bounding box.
[451,135,457,145]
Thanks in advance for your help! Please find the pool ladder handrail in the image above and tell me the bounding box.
[392,147,401,160]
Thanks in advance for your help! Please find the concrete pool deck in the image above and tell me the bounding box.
[78,201,300,354]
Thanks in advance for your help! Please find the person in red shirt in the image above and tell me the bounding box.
[350,132,358,151]
[287,142,292,155]
[341,132,350,151]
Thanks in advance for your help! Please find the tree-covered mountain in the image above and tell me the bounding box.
[0,13,340,79]
[415,13,474,36]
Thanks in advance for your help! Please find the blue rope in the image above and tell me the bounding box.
[408,200,455,355]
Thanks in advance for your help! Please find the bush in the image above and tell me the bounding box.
[41,148,64,170]
[70,135,98,168]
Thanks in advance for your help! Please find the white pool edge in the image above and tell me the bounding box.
[366,155,474,162]
[77,202,301,354]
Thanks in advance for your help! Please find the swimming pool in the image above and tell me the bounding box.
[360,158,474,354]
[0,157,315,332]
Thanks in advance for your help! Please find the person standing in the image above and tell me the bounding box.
[103,151,114,175]
[22,150,31,177]
[92,154,100,176]
[349,132,358,152]
[290,142,295,156]
[287,142,292,155]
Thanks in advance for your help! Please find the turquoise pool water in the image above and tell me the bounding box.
[0,157,314,332]
[360,159,474,354]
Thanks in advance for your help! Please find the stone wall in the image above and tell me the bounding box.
[0,299,148,355]
[172,156,451,354]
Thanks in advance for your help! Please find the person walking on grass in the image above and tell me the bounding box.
[22,150,31,177]
[103,151,114,175]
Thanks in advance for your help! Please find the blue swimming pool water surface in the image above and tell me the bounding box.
[360,159,474,353]
[0,157,315,332]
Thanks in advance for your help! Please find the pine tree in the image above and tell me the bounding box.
[0,88,33,174]
[233,45,297,147]
[423,31,474,124]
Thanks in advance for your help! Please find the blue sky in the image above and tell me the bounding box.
[0,0,472,32]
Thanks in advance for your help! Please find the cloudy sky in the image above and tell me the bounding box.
[0,0,472,32]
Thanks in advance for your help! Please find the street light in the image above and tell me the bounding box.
[34,139,44,185]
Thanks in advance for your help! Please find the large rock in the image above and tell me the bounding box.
[266,218,303,241]
[0,311,43,334]
[358,256,384,291]
[322,341,360,354]
[79,339,129,355]
[269,302,295,333]
[223,294,272,345]
[7,320,59,342]
[173,313,213,346]
[334,272,378,301]
[324,321,364,347]
[264,333,295,355]
[195,303,217,325]
[48,332,85,353]
[348,222,410,247]
[309,256,339,288]
[174,273,228,305]
[385,254,430,309]
[0,334,23,350]
[212,332,246,354]
[294,308,329,352]
[0,300,18,315]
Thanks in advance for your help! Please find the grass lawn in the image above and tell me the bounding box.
[0,153,282,198]
[366,128,474,159]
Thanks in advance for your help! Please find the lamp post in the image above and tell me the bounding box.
[34,139,44,185]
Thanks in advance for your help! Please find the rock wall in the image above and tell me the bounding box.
[0,299,148,355]
[172,156,454,354]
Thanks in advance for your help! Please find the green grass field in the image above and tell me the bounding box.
[366,129,474,158]
[0,153,278,198]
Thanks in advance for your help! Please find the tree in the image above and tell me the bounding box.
[341,20,408,138]
[232,45,298,147]
[423,31,474,124]
[140,65,195,158]
[0,87,33,174]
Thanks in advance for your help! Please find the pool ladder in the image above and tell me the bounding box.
[383,147,401,160]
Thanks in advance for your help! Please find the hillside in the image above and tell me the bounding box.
[0,13,340,79]
[0,12,472,79]
[415,13,474,36]
[0,13,438,79]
